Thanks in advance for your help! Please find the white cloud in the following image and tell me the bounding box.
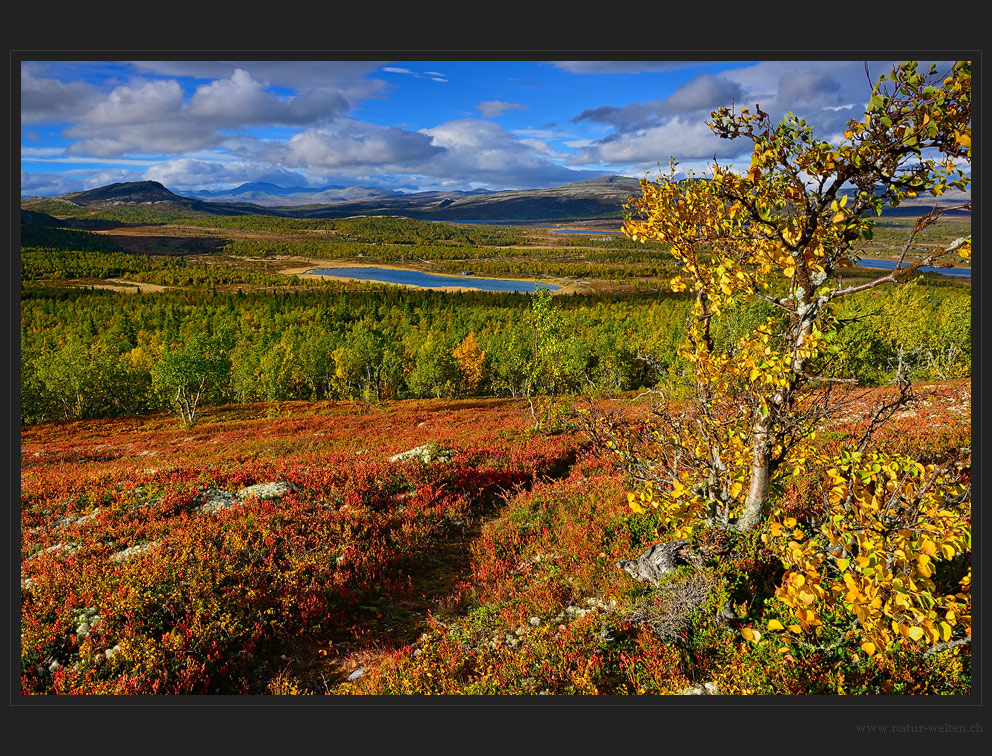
[568,60,964,175]
[21,154,160,166]
[21,63,100,124]
[476,100,528,118]
[21,171,87,196]
[21,146,68,157]
[141,158,311,190]
[571,117,745,167]
[130,61,387,92]
[81,79,184,127]
[418,119,601,188]
[573,73,743,132]
[54,68,354,158]
[276,120,443,170]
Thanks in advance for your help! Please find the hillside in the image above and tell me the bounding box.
[19,384,971,695]
[27,181,283,218]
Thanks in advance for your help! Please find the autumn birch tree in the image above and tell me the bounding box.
[592,61,971,655]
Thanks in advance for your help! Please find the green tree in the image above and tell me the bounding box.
[407,326,459,400]
[332,319,386,409]
[152,331,232,427]
[524,286,572,433]
[31,337,95,420]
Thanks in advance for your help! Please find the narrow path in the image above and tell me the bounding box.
[289,446,582,692]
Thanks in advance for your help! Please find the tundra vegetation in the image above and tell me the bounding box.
[20,61,970,694]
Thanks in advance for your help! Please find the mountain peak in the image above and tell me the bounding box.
[63,181,190,206]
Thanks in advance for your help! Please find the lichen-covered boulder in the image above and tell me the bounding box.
[236,481,295,500]
[196,488,238,514]
[389,443,453,464]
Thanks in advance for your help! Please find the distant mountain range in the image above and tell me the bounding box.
[181,182,408,207]
[23,176,970,222]
[26,176,647,221]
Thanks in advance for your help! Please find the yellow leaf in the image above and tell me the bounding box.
[741,628,762,643]
[940,622,952,642]
[832,211,846,224]
[861,641,877,656]
[907,627,925,642]
[627,493,646,514]
[767,619,785,631]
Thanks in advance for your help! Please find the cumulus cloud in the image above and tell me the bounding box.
[570,116,744,167]
[82,79,185,127]
[129,60,387,92]
[418,119,602,189]
[21,171,88,196]
[665,74,744,113]
[574,73,743,132]
[21,64,100,124]
[187,69,349,126]
[58,69,353,157]
[141,158,310,190]
[476,100,528,118]
[567,60,963,173]
[276,120,443,170]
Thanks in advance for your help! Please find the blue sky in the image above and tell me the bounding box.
[20,58,953,197]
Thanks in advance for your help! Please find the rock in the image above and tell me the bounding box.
[617,540,704,586]
[389,443,453,465]
[347,666,366,681]
[110,541,159,562]
[196,488,238,514]
[32,542,81,559]
[676,681,720,695]
[54,507,102,530]
[237,481,295,500]
[75,607,100,640]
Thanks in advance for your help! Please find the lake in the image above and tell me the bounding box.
[306,267,562,293]
[856,258,971,277]
[439,220,616,235]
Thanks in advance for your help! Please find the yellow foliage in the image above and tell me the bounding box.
[764,450,970,654]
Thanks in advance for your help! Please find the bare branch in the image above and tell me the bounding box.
[923,636,971,658]
[829,235,969,300]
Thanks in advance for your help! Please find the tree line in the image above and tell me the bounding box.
[21,273,968,426]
